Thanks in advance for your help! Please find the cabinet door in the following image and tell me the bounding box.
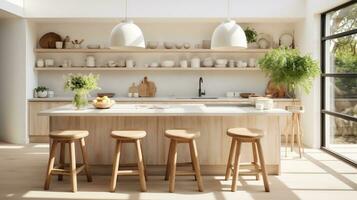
[28,102,67,136]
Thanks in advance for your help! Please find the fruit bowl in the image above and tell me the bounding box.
[92,96,115,109]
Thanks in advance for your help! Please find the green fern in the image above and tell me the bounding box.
[259,48,320,95]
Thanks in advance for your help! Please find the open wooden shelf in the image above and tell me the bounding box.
[34,67,262,71]
[34,48,270,54]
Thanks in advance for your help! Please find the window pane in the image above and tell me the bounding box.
[325,77,357,117]
[325,34,357,73]
[326,115,357,145]
[325,114,357,163]
[325,3,357,36]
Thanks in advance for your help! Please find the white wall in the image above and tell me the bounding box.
[34,22,294,98]
[0,0,23,17]
[24,0,304,20]
[0,18,27,144]
[294,0,350,148]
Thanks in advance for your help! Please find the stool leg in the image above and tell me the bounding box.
[110,140,121,192]
[58,142,66,181]
[169,140,177,193]
[189,143,197,181]
[291,114,295,152]
[69,141,77,192]
[225,138,237,180]
[189,139,204,192]
[44,140,58,190]
[165,140,174,181]
[135,140,147,192]
[256,140,270,192]
[284,119,290,157]
[140,142,148,181]
[231,141,241,192]
[294,115,302,158]
[252,142,260,180]
[298,114,305,154]
[80,138,93,182]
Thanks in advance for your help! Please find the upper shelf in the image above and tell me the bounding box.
[34,48,271,54]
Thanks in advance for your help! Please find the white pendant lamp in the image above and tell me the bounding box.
[110,0,145,49]
[211,0,247,49]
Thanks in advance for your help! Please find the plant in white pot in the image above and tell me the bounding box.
[258,48,320,105]
[244,27,258,49]
[35,86,48,98]
[64,73,100,109]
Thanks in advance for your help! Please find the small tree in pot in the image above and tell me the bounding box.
[258,48,320,101]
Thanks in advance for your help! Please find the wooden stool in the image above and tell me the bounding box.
[284,106,304,158]
[164,129,204,193]
[225,128,270,192]
[44,130,92,192]
[110,130,147,192]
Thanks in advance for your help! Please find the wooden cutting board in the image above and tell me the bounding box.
[138,77,156,97]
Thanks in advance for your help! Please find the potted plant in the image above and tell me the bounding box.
[258,48,320,102]
[244,27,258,48]
[35,86,48,98]
[64,73,100,109]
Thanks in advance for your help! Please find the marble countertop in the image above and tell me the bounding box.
[29,96,298,102]
[39,103,291,117]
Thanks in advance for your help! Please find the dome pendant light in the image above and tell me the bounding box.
[110,0,145,49]
[211,0,247,49]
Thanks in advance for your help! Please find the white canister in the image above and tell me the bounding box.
[179,60,188,68]
[248,58,256,67]
[45,59,55,67]
[191,58,200,68]
[55,41,63,49]
[37,59,44,68]
[86,56,96,67]
[126,60,135,68]
[255,103,264,110]
[47,91,55,98]
[226,92,235,98]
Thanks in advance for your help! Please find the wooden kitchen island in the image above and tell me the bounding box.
[40,103,290,175]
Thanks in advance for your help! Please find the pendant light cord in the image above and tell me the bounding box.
[227,0,231,20]
[125,0,128,21]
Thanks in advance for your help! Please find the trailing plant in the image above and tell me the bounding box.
[64,73,100,109]
[244,27,258,43]
[35,86,48,92]
[258,48,320,97]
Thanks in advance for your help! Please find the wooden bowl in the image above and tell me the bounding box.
[97,93,115,98]
[240,93,256,98]
[93,100,115,109]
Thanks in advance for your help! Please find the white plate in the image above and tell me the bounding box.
[257,33,273,49]
[279,33,294,48]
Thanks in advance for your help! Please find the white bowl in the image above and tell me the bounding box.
[164,42,174,49]
[216,59,228,65]
[160,60,175,68]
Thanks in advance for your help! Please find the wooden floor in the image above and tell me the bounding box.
[0,143,356,200]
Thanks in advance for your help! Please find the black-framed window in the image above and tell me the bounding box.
[321,1,357,167]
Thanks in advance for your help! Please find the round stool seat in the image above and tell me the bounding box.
[227,128,264,138]
[50,130,89,140]
[111,130,147,140]
[165,129,200,140]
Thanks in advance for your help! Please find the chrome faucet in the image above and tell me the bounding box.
[198,77,205,97]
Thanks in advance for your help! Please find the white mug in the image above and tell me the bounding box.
[191,58,200,68]
[180,60,188,68]
[126,60,135,68]
[37,59,44,68]
[55,41,63,49]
